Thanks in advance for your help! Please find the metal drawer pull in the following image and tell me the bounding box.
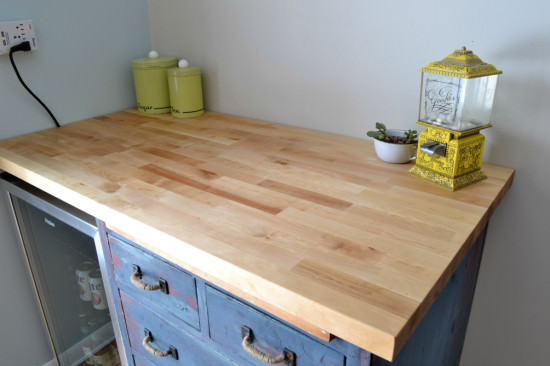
[241,326,296,366]
[130,265,169,293]
[142,329,178,360]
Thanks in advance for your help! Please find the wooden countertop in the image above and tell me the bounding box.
[0,110,514,361]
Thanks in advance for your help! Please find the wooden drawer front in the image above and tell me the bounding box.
[206,286,345,366]
[109,235,199,330]
[120,291,235,366]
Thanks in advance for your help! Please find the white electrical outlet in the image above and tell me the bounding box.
[0,20,37,55]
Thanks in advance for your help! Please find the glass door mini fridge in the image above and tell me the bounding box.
[1,173,122,366]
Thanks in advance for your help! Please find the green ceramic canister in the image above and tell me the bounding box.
[167,59,204,118]
[132,51,177,114]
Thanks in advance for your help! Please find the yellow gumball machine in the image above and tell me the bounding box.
[409,48,502,191]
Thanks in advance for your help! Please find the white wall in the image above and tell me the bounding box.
[148,1,550,365]
[0,1,151,139]
[0,1,151,365]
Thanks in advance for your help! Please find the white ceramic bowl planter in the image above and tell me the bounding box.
[367,124,418,164]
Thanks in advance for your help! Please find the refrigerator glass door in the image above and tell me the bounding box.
[3,176,119,366]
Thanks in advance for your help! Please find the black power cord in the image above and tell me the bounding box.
[9,41,60,128]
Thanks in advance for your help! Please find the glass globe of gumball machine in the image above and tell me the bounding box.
[409,47,502,191]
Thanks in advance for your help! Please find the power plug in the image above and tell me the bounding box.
[0,20,37,55]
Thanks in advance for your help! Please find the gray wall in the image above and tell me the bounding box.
[0,1,151,365]
[147,1,550,365]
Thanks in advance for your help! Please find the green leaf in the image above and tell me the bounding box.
[375,122,386,132]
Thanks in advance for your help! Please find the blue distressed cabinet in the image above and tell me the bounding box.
[99,223,488,366]
[100,228,370,366]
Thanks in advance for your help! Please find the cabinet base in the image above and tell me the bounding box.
[409,166,487,191]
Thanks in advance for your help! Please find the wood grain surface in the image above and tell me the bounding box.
[0,110,514,361]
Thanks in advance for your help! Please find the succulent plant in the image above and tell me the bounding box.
[367,122,418,144]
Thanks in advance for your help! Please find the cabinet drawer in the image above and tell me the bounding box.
[108,235,199,330]
[120,291,235,366]
[133,353,153,366]
[206,286,345,366]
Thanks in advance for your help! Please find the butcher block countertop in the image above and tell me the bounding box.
[0,110,514,361]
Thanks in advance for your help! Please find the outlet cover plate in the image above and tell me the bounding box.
[0,20,37,55]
